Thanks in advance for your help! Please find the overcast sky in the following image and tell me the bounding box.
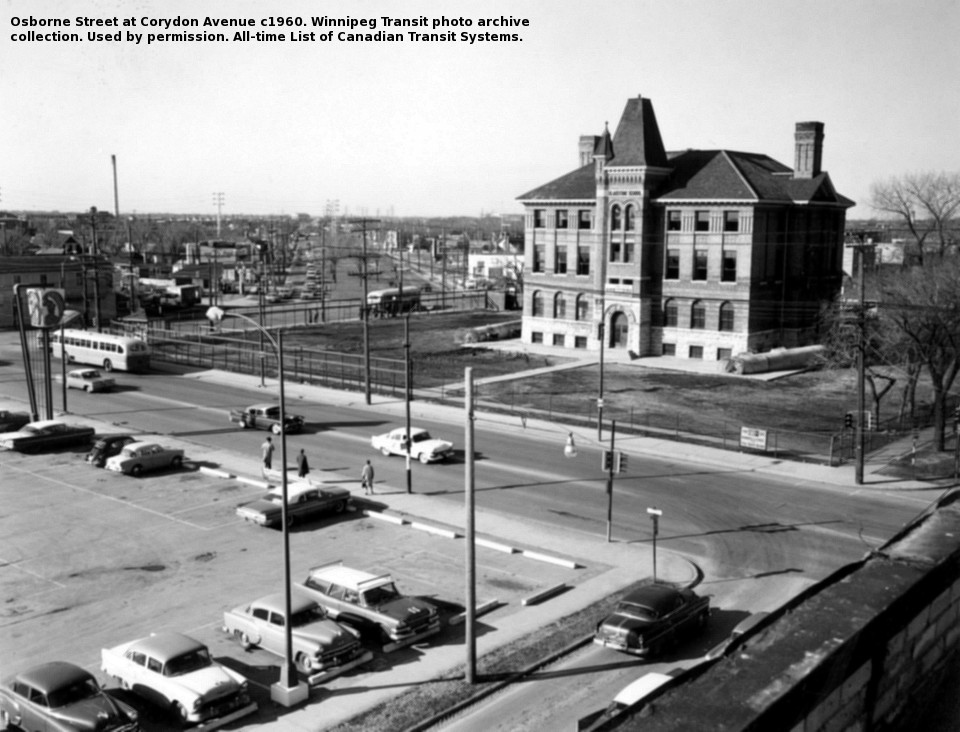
[3,0,958,219]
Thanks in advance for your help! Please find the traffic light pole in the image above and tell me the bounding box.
[605,419,616,542]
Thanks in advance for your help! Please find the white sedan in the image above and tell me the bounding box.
[66,369,116,392]
[105,441,185,476]
[371,427,454,464]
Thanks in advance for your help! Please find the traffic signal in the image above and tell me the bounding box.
[615,452,628,474]
[602,450,613,471]
[844,413,853,429]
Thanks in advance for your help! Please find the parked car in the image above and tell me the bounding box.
[704,611,771,661]
[87,434,139,468]
[0,661,139,732]
[0,410,31,433]
[297,561,441,649]
[0,420,95,452]
[101,632,256,727]
[66,368,116,393]
[105,441,184,476]
[222,592,371,682]
[237,483,351,528]
[594,583,710,657]
[228,404,305,434]
[370,427,454,464]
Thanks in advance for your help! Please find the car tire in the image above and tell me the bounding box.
[171,455,183,469]
[295,652,313,675]
[131,464,143,477]
[271,424,282,435]
[419,453,431,464]
[171,701,189,725]
[240,632,254,650]
[380,447,391,457]
[333,500,346,513]
[102,359,113,372]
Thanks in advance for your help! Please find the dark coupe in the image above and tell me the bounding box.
[87,435,138,468]
[594,583,710,657]
[0,661,139,732]
[0,419,95,452]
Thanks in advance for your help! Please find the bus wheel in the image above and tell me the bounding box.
[103,359,113,371]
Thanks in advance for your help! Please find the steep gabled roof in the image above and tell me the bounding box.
[610,96,668,167]
[516,164,596,202]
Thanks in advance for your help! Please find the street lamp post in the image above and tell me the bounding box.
[206,306,306,707]
[647,507,662,582]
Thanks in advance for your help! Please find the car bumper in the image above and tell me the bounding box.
[593,636,646,656]
[383,620,442,652]
[192,700,258,729]
[305,649,373,685]
[236,509,271,525]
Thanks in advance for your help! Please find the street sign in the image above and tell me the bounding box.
[739,426,768,451]
[597,398,605,409]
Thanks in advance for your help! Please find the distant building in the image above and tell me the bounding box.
[517,95,854,359]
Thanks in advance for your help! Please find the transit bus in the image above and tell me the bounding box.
[48,328,150,372]
[366,286,422,317]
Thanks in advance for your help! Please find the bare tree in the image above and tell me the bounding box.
[875,256,960,450]
[870,171,960,264]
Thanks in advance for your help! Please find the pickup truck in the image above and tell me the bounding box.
[297,561,441,651]
[594,583,710,657]
[228,403,305,434]
[101,632,256,727]
[222,592,371,684]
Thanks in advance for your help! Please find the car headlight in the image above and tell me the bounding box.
[192,698,202,711]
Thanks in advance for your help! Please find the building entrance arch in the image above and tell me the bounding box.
[610,311,629,348]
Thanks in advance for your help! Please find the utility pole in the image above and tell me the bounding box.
[404,313,413,494]
[847,232,876,485]
[89,207,102,332]
[213,192,225,238]
[348,217,380,405]
[464,367,476,683]
[605,420,616,542]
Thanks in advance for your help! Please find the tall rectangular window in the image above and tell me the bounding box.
[556,210,568,229]
[722,250,737,282]
[693,249,708,280]
[623,241,635,263]
[533,244,545,273]
[610,241,622,262]
[555,244,567,274]
[577,244,590,275]
[724,211,739,232]
[578,210,591,230]
[665,248,680,279]
[695,211,710,232]
[534,209,546,228]
[667,211,681,231]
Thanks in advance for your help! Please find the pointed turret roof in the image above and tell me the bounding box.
[609,96,668,167]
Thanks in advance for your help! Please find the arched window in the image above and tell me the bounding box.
[610,204,622,231]
[719,301,735,332]
[624,205,635,231]
[663,298,677,327]
[532,291,544,317]
[576,294,590,321]
[691,300,706,329]
[553,292,566,319]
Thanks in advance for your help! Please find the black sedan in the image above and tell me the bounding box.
[0,410,31,432]
[594,583,710,657]
[0,661,139,731]
[0,419,96,452]
[86,434,138,468]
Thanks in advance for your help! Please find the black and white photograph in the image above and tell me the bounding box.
[2,0,960,730]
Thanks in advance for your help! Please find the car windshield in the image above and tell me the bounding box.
[84,371,102,378]
[411,432,431,443]
[616,602,659,621]
[46,678,100,708]
[362,583,400,606]
[289,606,325,627]
[163,648,212,676]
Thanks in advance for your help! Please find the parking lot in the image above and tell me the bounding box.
[1,441,600,730]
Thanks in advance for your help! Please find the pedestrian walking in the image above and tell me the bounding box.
[296,449,310,479]
[261,436,275,473]
[361,459,375,495]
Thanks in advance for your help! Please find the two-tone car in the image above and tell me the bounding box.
[236,483,351,528]
[0,420,95,452]
[297,561,441,650]
[66,368,116,392]
[0,661,139,732]
[222,592,372,683]
[105,442,184,477]
[370,427,454,464]
[593,583,710,657]
[100,632,256,727]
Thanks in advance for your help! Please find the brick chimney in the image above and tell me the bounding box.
[579,135,599,167]
[794,121,824,179]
